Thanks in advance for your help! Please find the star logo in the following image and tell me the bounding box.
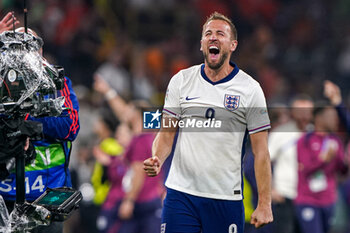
[150,109,162,122]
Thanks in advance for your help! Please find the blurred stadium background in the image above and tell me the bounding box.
[3,0,350,104]
[1,0,350,233]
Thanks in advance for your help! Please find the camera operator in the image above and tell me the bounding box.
[0,27,80,233]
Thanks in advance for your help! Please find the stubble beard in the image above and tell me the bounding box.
[203,51,229,70]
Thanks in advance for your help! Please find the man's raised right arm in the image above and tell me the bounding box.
[143,116,178,177]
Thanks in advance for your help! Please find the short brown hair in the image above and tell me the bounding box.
[202,12,237,40]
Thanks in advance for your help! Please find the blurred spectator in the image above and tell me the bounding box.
[269,95,314,233]
[69,85,99,172]
[268,103,290,130]
[91,108,120,206]
[236,25,277,72]
[295,103,348,233]
[41,1,64,44]
[95,133,128,233]
[236,0,279,24]
[129,48,156,101]
[194,0,231,24]
[74,107,119,233]
[94,76,164,233]
[94,47,132,100]
[144,47,167,92]
[65,86,99,233]
[54,0,88,46]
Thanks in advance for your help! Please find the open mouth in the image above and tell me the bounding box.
[209,46,220,55]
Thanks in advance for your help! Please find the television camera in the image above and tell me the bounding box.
[0,31,65,117]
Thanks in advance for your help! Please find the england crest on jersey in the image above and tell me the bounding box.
[224,94,240,111]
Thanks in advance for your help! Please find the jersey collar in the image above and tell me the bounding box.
[200,61,239,85]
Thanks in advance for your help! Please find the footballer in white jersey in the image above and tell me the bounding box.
[144,12,273,233]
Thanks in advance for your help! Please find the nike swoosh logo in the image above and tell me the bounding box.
[185,96,200,101]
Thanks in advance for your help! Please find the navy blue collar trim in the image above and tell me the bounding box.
[200,61,239,85]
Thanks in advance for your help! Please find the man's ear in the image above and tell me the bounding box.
[200,39,203,51]
[231,40,238,52]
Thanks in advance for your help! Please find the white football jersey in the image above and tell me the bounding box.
[163,63,270,200]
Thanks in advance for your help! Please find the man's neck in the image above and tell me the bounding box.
[204,61,233,82]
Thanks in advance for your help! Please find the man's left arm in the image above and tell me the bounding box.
[27,77,80,141]
[249,130,273,228]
